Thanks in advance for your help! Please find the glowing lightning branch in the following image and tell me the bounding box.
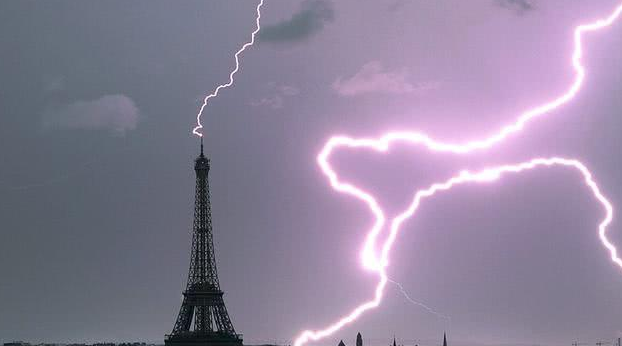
[312,2,622,155]
[192,0,264,137]
[295,158,619,346]
[291,2,622,346]
[388,279,451,321]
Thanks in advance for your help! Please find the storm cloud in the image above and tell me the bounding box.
[42,94,140,135]
[3,0,622,343]
[496,0,534,13]
[332,61,439,97]
[258,0,334,44]
[251,83,300,109]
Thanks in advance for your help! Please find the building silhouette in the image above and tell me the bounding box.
[338,340,346,346]
[443,332,447,346]
[165,140,242,346]
[356,333,363,346]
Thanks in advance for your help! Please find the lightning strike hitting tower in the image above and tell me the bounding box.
[165,140,242,346]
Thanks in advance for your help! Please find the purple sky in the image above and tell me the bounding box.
[1,1,622,345]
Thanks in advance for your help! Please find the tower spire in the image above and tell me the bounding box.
[200,136,204,157]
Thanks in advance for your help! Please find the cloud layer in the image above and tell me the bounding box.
[42,94,140,135]
[258,0,334,44]
[496,0,534,13]
[332,61,439,97]
[251,83,300,109]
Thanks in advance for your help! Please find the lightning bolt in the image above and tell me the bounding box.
[192,0,264,137]
[312,2,622,155]
[188,0,622,343]
[295,157,618,346]
[388,278,451,321]
[291,2,622,346]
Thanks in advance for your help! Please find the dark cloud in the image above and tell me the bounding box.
[42,94,140,135]
[258,0,334,44]
[496,0,534,13]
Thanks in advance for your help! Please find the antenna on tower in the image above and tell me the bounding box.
[200,136,204,157]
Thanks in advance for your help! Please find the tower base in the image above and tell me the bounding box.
[165,333,243,346]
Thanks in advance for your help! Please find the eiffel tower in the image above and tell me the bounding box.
[165,139,243,346]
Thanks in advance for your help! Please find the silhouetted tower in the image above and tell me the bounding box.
[165,139,242,346]
[338,340,347,346]
[443,333,447,346]
[356,333,363,346]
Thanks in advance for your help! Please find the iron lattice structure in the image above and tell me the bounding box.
[165,141,242,346]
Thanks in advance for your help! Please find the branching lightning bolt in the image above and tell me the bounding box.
[192,0,264,137]
[290,3,622,346]
[295,157,618,346]
[189,0,622,343]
